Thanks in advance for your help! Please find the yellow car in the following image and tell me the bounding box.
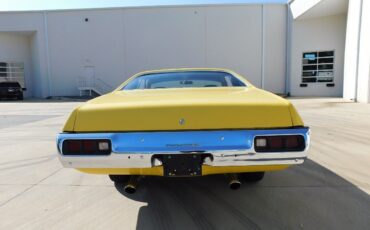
[57,68,309,193]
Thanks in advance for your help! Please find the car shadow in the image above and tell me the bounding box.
[114,159,370,230]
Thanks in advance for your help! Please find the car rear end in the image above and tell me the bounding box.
[56,69,310,192]
[57,127,309,177]
[56,87,309,177]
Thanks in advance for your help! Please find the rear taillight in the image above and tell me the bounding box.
[62,139,111,155]
[254,135,305,152]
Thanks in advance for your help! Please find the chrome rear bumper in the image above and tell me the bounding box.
[57,128,309,169]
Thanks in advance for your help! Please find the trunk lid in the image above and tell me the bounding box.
[71,87,294,132]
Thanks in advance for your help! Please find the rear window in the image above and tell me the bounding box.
[122,71,246,90]
[0,82,21,87]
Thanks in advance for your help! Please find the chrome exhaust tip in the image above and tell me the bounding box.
[228,174,241,190]
[229,180,241,190]
[124,176,140,194]
[124,184,137,194]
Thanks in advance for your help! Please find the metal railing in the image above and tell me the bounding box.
[77,76,88,88]
[95,78,114,94]
[77,76,114,96]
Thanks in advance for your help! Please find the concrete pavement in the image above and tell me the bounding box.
[0,98,369,229]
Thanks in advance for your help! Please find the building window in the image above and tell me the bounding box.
[302,51,334,83]
[0,62,25,88]
[0,62,7,77]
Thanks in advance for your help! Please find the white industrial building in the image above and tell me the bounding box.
[0,0,369,102]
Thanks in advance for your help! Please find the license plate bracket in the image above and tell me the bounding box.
[162,154,202,177]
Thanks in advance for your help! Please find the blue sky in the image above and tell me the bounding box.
[0,0,286,11]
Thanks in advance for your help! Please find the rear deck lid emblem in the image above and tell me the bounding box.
[179,118,185,125]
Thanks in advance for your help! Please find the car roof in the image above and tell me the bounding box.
[0,81,21,86]
[134,68,236,75]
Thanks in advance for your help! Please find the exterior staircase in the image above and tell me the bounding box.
[77,76,114,96]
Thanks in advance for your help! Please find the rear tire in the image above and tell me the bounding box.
[109,175,130,183]
[240,172,265,183]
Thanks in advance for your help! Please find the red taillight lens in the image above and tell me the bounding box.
[269,136,284,149]
[62,139,111,155]
[285,136,300,148]
[66,140,82,153]
[83,140,97,153]
[254,135,305,152]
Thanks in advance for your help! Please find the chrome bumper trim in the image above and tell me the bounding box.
[57,128,310,169]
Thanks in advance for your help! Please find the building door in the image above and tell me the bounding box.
[0,62,25,88]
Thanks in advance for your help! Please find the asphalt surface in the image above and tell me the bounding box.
[0,98,369,229]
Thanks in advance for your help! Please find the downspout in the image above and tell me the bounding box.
[43,12,52,97]
[285,3,293,96]
[261,4,265,89]
[354,0,363,102]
